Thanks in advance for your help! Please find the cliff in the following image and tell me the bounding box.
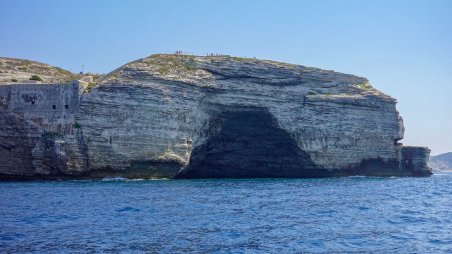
[0,54,432,179]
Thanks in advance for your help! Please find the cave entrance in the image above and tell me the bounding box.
[177,107,319,178]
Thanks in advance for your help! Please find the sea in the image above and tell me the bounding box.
[1,173,451,253]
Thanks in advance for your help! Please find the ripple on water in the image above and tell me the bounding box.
[0,173,451,253]
[115,206,142,213]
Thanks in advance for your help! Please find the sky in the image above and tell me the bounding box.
[0,0,451,155]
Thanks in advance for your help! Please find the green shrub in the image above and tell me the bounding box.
[29,75,43,81]
[54,67,71,75]
[357,83,373,90]
[230,56,248,61]
[85,82,97,92]
[11,79,18,82]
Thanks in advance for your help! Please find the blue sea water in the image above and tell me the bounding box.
[1,174,451,253]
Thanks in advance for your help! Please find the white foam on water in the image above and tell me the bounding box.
[347,175,367,178]
[101,177,128,181]
[100,177,170,182]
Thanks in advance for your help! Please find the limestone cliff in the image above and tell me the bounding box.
[0,54,432,179]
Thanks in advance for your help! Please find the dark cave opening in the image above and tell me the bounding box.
[177,107,321,178]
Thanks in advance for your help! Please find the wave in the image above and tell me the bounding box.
[101,177,128,181]
[100,177,169,181]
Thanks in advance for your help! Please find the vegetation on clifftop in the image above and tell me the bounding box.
[146,54,198,75]
[0,57,75,84]
[356,83,373,90]
[29,75,43,81]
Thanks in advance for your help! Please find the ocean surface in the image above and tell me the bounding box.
[1,173,451,253]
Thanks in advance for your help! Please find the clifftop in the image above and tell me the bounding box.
[103,54,368,84]
[101,54,392,101]
[0,57,75,84]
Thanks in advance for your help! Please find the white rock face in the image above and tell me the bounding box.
[60,55,430,178]
[0,54,431,178]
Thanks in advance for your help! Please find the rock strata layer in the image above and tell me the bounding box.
[0,54,432,179]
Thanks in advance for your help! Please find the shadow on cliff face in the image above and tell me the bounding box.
[177,107,325,178]
[0,112,63,177]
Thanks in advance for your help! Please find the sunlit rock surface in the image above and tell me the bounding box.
[0,54,431,179]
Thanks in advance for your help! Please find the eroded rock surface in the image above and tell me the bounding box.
[0,54,432,179]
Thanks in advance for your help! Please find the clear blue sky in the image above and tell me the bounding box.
[1,0,451,155]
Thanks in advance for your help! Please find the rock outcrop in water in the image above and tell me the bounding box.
[0,54,432,179]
